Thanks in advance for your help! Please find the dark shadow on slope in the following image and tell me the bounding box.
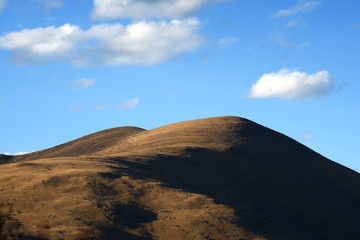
[95,203,156,240]
[1,203,48,240]
[93,203,156,240]
[86,179,157,239]
[92,202,156,240]
[97,226,153,240]
[110,203,157,229]
[0,155,12,165]
[100,140,360,240]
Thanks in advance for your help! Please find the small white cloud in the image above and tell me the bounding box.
[91,0,226,20]
[298,133,313,141]
[0,20,202,66]
[4,151,32,156]
[217,37,238,46]
[0,96,4,101]
[0,0,7,11]
[249,69,335,100]
[38,0,64,11]
[70,106,83,113]
[270,1,321,18]
[69,78,95,89]
[118,98,139,110]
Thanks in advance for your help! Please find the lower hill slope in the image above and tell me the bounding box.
[0,116,359,240]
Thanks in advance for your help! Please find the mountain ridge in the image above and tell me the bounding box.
[1,116,359,240]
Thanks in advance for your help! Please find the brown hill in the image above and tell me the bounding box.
[7,126,145,162]
[0,116,359,240]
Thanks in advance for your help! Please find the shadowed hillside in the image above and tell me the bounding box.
[1,116,359,240]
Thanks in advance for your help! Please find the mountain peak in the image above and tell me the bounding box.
[1,116,359,240]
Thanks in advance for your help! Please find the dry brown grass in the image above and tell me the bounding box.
[0,116,359,240]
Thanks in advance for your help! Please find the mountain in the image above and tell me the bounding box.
[0,116,359,240]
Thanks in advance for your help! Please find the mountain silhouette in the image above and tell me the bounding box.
[1,116,359,240]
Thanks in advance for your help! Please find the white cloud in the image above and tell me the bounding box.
[69,78,95,89]
[4,151,32,155]
[0,24,82,55]
[38,0,64,11]
[298,133,313,141]
[0,96,4,101]
[249,69,335,100]
[91,0,226,20]
[118,98,139,110]
[0,0,7,11]
[0,20,202,66]
[270,1,321,18]
[217,37,238,46]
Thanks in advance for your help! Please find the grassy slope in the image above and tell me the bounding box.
[1,116,359,240]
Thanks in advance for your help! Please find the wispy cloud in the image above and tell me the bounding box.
[299,42,310,47]
[284,18,307,28]
[249,69,335,100]
[277,42,297,49]
[91,103,109,111]
[70,106,83,113]
[0,0,7,11]
[68,78,95,89]
[0,96,4,101]
[38,0,64,11]
[269,32,295,49]
[270,1,321,18]
[270,32,310,50]
[91,0,227,20]
[0,20,202,66]
[118,98,139,110]
[298,133,313,141]
[217,37,238,46]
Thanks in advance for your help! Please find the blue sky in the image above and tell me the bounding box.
[0,0,359,171]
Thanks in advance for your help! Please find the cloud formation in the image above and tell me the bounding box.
[69,78,95,89]
[249,69,335,100]
[0,20,202,66]
[217,37,238,46]
[0,0,6,11]
[270,1,321,18]
[118,98,139,110]
[91,0,224,20]
[284,18,307,28]
[38,0,64,11]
